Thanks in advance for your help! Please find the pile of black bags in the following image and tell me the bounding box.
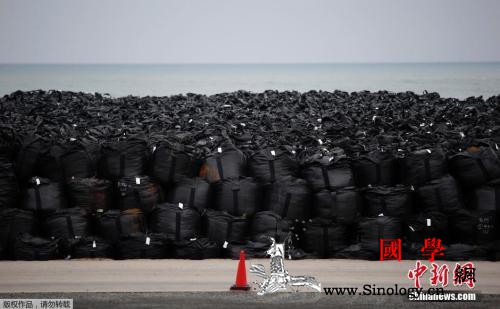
[1,89,500,260]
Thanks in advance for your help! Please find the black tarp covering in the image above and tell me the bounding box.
[212,177,259,217]
[313,187,361,224]
[117,175,160,213]
[149,203,201,241]
[166,177,211,212]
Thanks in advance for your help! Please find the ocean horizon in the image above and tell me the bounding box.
[1,62,499,99]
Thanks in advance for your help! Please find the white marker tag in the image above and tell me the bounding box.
[217,147,222,153]
[152,145,157,152]
[427,219,431,227]
[223,241,228,249]
[318,139,323,145]
[291,150,296,154]
[178,202,184,209]
[188,119,193,123]
[270,150,276,156]
[145,237,150,245]
[459,132,465,138]
[190,238,197,241]
[317,118,322,123]
[97,209,104,213]
[92,240,96,248]
[378,213,384,217]
[426,149,432,154]
[135,177,141,185]
[496,143,499,150]
[410,185,415,191]
[69,137,76,142]
[409,226,415,232]
[372,116,377,121]
[240,123,246,127]
[35,178,40,186]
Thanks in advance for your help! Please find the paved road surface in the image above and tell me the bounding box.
[0,259,499,308]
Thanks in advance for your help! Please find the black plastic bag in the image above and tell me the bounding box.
[363,185,412,218]
[13,233,60,260]
[204,209,248,244]
[0,161,18,209]
[250,211,294,243]
[212,177,259,217]
[71,237,114,259]
[151,141,197,185]
[405,211,449,243]
[199,142,246,183]
[15,135,43,181]
[352,151,398,187]
[415,175,463,213]
[60,141,99,180]
[117,233,168,259]
[149,203,201,241]
[20,177,66,212]
[67,177,113,212]
[42,208,90,241]
[301,155,354,191]
[449,145,500,188]
[117,176,160,213]
[100,136,149,180]
[248,147,298,183]
[166,177,210,212]
[0,208,37,258]
[302,218,350,258]
[358,216,402,254]
[172,238,219,259]
[263,176,310,220]
[313,187,362,224]
[400,148,448,185]
[94,208,146,243]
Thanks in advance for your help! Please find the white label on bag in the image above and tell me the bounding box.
[145,237,150,245]
[135,177,141,185]
[329,157,334,162]
[35,178,40,185]
[378,213,384,217]
[459,132,465,138]
[291,150,296,154]
[496,144,499,150]
[317,118,322,123]
[372,116,377,121]
[410,185,415,191]
[178,202,184,209]
[426,149,432,154]
[409,226,415,232]
[188,119,193,123]
[97,209,104,213]
[318,139,323,145]
[240,123,246,127]
[69,137,76,142]
[270,150,276,156]
[152,145,157,152]
[223,241,228,249]
[92,240,96,248]
[190,238,197,241]
[217,147,222,153]
[427,219,431,227]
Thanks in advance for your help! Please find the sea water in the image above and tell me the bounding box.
[0,63,499,99]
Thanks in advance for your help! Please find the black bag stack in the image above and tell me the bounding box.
[1,89,500,260]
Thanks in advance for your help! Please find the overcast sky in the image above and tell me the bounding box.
[0,0,499,64]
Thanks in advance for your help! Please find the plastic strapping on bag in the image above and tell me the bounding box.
[168,156,177,182]
[119,154,125,178]
[424,156,431,182]
[226,221,233,242]
[322,225,329,258]
[282,193,292,218]
[475,158,491,182]
[321,166,331,190]
[189,187,196,208]
[232,189,240,216]
[175,212,181,241]
[66,215,75,239]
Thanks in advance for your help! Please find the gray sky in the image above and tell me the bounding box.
[1,0,499,64]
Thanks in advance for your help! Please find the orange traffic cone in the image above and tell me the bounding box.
[230,250,251,291]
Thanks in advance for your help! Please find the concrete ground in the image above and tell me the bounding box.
[0,259,499,308]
